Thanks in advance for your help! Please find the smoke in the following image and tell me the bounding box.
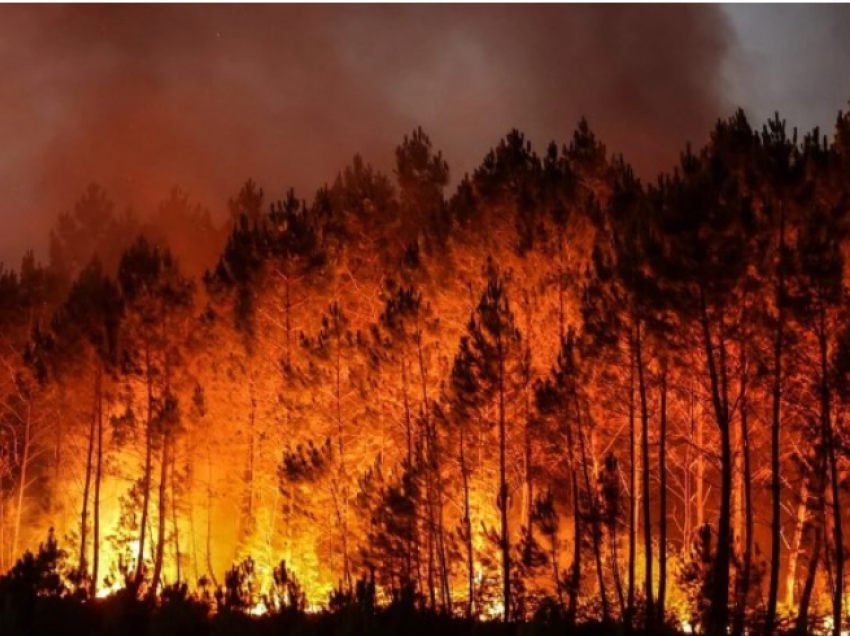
[724,5,850,135]
[0,5,735,265]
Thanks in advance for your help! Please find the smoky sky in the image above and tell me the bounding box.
[0,4,841,266]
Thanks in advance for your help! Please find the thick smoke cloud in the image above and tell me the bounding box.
[0,5,734,264]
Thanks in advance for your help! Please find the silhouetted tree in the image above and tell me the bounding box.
[650,128,758,636]
[453,265,524,621]
[118,236,194,594]
[48,259,122,595]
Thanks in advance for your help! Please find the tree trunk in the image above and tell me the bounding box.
[700,292,731,636]
[433,421,451,610]
[205,448,218,587]
[497,338,511,622]
[657,361,668,622]
[91,365,104,596]
[186,437,200,586]
[733,350,752,636]
[733,399,743,555]
[416,330,441,609]
[426,483,436,610]
[79,374,97,580]
[564,405,581,624]
[523,297,534,535]
[12,384,33,564]
[635,321,654,623]
[713,416,733,636]
[333,318,350,591]
[741,360,753,630]
[828,419,844,636]
[136,345,154,585]
[820,313,843,636]
[610,509,626,618]
[766,208,785,636]
[576,394,609,621]
[0,482,5,572]
[627,343,637,628]
[460,428,474,618]
[171,441,181,584]
[240,379,257,545]
[524,393,533,536]
[400,356,415,587]
[150,431,169,595]
[785,481,808,609]
[796,518,822,635]
[696,398,705,532]
[12,313,37,563]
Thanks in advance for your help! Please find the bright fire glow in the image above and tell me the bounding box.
[821,616,850,636]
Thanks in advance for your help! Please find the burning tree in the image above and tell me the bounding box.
[4,112,850,636]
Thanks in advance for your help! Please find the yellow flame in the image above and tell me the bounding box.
[247,601,268,616]
[481,599,504,621]
[95,582,122,599]
[821,616,850,636]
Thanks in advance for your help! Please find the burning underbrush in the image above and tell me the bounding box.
[1,529,838,636]
[0,529,702,636]
[0,529,516,636]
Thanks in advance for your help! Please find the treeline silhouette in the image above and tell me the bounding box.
[2,109,850,636]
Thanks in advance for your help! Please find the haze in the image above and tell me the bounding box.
[0,4,848,265]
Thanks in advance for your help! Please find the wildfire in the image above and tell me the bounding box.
[88,537,139,599]
[821,617,850,636]
[247,601,268,616]
[2,102,850,636]
[95,581,123,600]
[481,599,505,622]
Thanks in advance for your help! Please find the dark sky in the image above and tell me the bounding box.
[1,4,849,266]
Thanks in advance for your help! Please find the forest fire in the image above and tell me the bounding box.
[3,105,850,636]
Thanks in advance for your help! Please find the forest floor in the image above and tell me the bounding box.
[0,595,696,636]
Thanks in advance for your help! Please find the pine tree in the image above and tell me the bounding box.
[788,157,850,636]
[299,301,369,591]
[748,111,801,636]
[1,253,62,571]
[472,130,542,255]
[47,258,122,595]
[535,329,611,623]
[443,354,482,617]
[395,127,451,251]
[366,282,445,602]
[206,185,326,563]
[452,265,524,621]
[650,128,758,636]
[117,236,194,594]
[48,184,138,283]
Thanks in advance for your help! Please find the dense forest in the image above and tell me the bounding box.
[2,109,850,636]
